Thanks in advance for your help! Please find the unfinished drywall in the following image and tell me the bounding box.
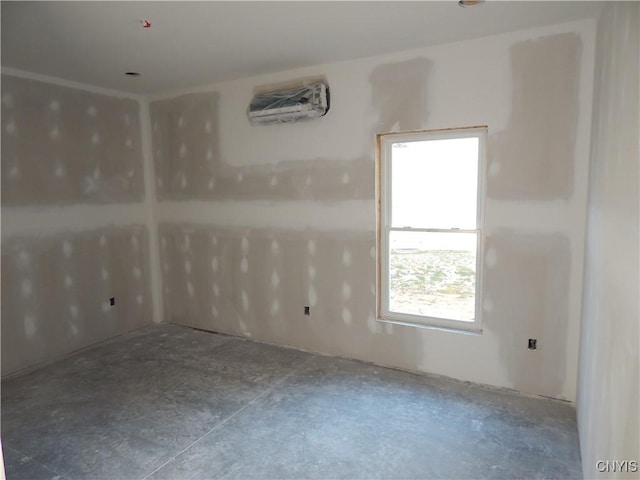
[370,58,432,132]
[1,226,152,375]
[484,231,571,396]
[488,33,581,201]
[150,19,595,401]
[1,74,144,205]
[148,58,433,204]
[150,92,220,199]
[577,3,639,478]
[150,91,373,202]
[158,223,426,364]
[1,73,154,376]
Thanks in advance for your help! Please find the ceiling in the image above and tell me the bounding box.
[1,1,602,95]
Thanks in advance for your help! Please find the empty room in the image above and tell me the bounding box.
[1,1,638,479]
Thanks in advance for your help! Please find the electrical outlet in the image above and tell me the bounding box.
[528,338,537,350]
[304,306,310,315]
[110,297,115,306]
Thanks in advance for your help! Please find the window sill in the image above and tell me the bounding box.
[376,316,482,336]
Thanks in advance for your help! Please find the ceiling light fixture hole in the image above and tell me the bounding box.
[458,0,485,7]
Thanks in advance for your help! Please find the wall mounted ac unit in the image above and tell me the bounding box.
[247,83,329,125]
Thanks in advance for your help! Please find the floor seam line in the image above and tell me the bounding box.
[141,354,316,480]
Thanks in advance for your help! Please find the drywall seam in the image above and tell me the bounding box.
[1,204,148,239]
[156,200,375,231]
[1,67,143,101]
[139,97,163,324]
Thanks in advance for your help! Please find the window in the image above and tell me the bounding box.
[377,127,486,332]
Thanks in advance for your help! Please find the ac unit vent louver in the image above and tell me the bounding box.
[247,83,329,125]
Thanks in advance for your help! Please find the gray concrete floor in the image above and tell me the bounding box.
[2,324,582,479]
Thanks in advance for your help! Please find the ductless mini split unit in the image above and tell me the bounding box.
[247,83,330,125]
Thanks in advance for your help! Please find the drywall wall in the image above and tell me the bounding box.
[488,33,582,200]
[149,19,596,401]
[577,3,640,478]
[2,75,144,205]
[1,72,155,376]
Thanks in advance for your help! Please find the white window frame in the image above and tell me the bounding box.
[376,126,487,333]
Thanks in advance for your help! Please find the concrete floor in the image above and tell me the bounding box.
[2,324,582,479]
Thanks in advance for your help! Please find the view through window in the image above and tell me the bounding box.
[378,127,486,331]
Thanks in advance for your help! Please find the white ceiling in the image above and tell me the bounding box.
[2,1,602,95]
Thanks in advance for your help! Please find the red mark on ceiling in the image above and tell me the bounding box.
[142,20,151,28]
